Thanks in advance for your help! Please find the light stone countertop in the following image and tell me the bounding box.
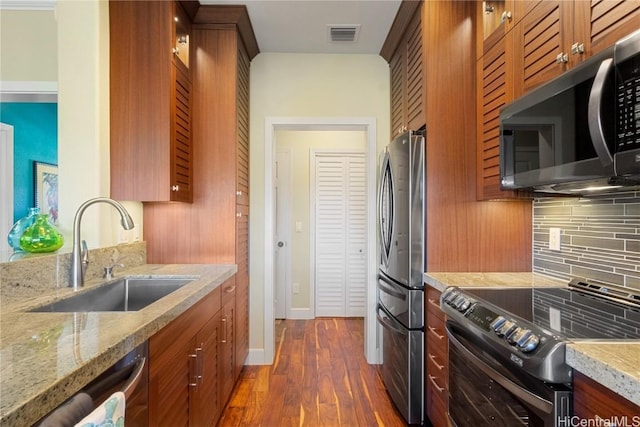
[0,263,236,427]
[424,272,640,407]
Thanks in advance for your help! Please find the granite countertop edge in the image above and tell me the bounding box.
[0,263,237,427]
[423,271,640,408]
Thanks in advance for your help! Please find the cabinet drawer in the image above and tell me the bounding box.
[426,384,449,427]
[426,286,445,321]
[220,277,236,306]
[426,348,448,382]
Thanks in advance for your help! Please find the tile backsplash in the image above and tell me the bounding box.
[533,191,640,290]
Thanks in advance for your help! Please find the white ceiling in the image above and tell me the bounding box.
[199,0,402,54]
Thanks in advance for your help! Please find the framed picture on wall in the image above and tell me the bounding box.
[34,161,59,225]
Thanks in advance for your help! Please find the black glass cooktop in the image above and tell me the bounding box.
[464,282,640,340]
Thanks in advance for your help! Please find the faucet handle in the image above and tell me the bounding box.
[104,263,125,280]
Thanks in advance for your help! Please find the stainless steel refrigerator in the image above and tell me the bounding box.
[376,130,425,425]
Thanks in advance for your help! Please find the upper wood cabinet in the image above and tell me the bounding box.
[475,0,640,199]
[381,1,424,138]
[110,0,195,202]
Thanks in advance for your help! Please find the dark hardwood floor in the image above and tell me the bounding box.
[217,318,407,426]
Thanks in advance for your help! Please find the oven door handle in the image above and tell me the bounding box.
[446,324,553,415]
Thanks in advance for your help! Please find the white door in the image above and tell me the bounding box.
[312,152,366,317]
[275,150,291,319]
[1,123,14,251]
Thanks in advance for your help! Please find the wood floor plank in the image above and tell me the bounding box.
[218,318,406,427]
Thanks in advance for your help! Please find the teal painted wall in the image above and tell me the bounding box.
[0,102,57,221]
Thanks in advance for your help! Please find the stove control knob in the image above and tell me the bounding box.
[490,316,506,331]
[497,320,517,337]
[452,295,466,308]
[519,334,540,353]
[513,329,532,347]
[444,291,459,305]
[458,298,472,313]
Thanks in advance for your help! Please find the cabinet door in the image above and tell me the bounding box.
[390,48,405,138]
[190,315,222,427]
[219,297,236,403]
[477,33,510,200]
[573,371,640,419]
[405,7,424,133]
[171,62,193,202]
[579,0,640,55]
[513,1,568,96]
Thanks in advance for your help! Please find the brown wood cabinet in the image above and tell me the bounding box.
[148,282,223,427]
[425,286,449,427]
[475,0,640,200]
[573,371,640,420]
[109,0,195,203]
[381,1,425,138]
[142,5,257,393]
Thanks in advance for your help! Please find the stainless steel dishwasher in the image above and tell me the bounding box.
[35,342,148,427]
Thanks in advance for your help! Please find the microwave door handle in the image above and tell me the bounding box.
[588,58,614,167]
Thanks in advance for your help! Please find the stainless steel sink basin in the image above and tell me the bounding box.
[30,277,194,312]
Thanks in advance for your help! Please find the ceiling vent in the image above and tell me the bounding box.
[327,25,361,43]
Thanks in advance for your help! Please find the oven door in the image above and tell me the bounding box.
[446,322,571,427]
[376,303,423,425]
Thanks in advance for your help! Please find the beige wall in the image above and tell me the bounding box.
[2,2,143,254]
[276,130,366,311]
[249,53,389,351]
[0,9,57,81]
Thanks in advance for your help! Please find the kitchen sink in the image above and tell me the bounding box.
[29,277,194,312]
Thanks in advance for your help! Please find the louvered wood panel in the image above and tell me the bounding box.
[171,63,193,202]
[390,50,404,138]
[346,156,366,316]
[520,1,564,92]
[236,43,250,207]
[315,157,347,316]
[406,8,424,132]
[315,155,366,317]
[589,0,640,53]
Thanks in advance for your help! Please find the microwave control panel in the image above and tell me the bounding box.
[616,56,640,151]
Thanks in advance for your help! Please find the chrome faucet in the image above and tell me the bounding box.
[71,197,135,290]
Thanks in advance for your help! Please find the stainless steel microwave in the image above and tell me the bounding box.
[500,29,640,194]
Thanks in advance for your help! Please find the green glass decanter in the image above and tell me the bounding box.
[19,214,64,253]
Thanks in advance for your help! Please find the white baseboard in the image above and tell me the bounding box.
[245,348,268,365]
[286,307,314,319]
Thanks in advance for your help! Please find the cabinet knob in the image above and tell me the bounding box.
[571,42,585,55]
[555,52,569,64]
[500,10,512,23]
[236,190,242,196]
[172,185,180,192]
[236,212,242,218]
[172,47,179,55]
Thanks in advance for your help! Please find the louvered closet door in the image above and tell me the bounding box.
[314,154,366,317]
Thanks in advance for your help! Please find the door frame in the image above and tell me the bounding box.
[1,123,14,250]
[275,148,292,319]
[263,117,379,364]
[310,149,366,318]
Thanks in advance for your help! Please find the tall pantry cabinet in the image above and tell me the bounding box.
[140,2,257,388]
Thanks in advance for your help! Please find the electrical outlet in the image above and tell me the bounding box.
[293,283,300,294]
[549,227,561,251]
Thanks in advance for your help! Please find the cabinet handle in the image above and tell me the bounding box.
[428,326,445,340]
[500,10,512,23]
[224,285,236,294]
[195,346,203,384]
[221,317,228,343]
[555,52,569,64]
[571,42,585,55]
[171,185,180,192]
[428,374,445,393]
[236,191,243,196]
[428,353,445,371]
[428,298,440,310]
[189,352,198,387]
[236,212,242,218]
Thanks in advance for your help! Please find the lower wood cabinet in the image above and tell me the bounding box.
[149,276,237,426]
[573,371,640,421]
[425,286,449,427]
